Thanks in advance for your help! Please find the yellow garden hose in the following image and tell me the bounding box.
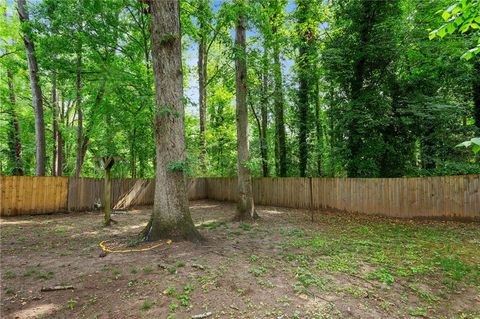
[99,239,172,253]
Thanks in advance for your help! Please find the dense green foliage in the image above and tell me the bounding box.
[0,0,479,178]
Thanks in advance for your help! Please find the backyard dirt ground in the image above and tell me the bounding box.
[1,200,479,319]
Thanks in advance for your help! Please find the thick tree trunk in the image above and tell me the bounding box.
[198,12,207,169]
[272,34,287,177]
[6,69,23,176]
[75,52,83,177]
[143,0,200,241]
[234,3,256,221]
[17,0,46,176]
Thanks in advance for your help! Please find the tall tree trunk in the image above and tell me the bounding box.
[234,1,256,221]
[297,44,309,177]
[198,5,207,169]
[260,45,269,177]
[272,29,287,177]
[6,69,23,176]
[142,0,200,241]
[473,59,480,131]
[51,73,58,176]
[17,0,46,176]
[314,81,322,176]
[75,52,83,177]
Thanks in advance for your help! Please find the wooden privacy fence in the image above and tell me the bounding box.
[0,176,206,216]
[1,175,479,220]
[205,176,480,220]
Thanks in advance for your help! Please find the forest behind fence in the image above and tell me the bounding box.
[0,175,479,220]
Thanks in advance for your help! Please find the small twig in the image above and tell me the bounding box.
[41,285,74,292]
[191,312,212,319]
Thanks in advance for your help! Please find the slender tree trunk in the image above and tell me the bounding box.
[473,59,480,131]
[234,2,256,221]
[272,32,287,177]
[298,44,309,177]
[142,0,200,241]
[259,45,269,177]
[75,52,83,177]
[17,0,46,176]
[131,128,137,178]
[198,11,207,169]
[51,73,58,176]
[6,69,23,176]
[104,164,112,226]
[314,81,322,176]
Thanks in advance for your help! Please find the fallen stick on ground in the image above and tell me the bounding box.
[41,285,74,292]
[191,312,212,319]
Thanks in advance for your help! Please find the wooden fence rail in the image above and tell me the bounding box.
[1,175,479,220]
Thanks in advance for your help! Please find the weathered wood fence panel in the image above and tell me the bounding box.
[205,175,480,220]
[68,177,207,211]
[67,178,104,211]
[0,176,68,216]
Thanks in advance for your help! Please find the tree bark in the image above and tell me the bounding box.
[298,43,309,177]
[198,1,208,169]
[75,52,83,177]
[272,28,287,177]
[234,1,256,221]
[102,157,116,226]
[260,45,269,177]
[17,0,46,176]
[6,69,23,176]
[314,81,322,176]
[473,59,480,131]
[51,73,58,176]
[142,0,200,241]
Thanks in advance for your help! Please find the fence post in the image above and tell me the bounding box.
[309,177,314,222]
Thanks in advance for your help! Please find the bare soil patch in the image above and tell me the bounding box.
[1,200,479,318]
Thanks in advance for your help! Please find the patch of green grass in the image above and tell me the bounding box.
[280,228,305,238]
[316,255,357,274]
[54,226,68,234]
[294,267,326,290]
[167,266,177,274]
[175,261,185,268]
[168,302,179,312]
[200,221,226,230]
[36,271,54,280]
[183,284,194,294]
[248,266,267,277]
[239,223,252,231]
[177,294,190,307]
[164,286,176,296]
[435,256,472,281]
[141,300,153,311]
[67,299,77,311]
[142,266,154,274]
[366,268,395,285]
[409,284,440,303]
[409,307,427,317]
[126,238,143,247]
[249,255,259,262]
[3,270,16,279]
[4,287,15,295]
[23,268,37,277]
[336,286,368,298]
